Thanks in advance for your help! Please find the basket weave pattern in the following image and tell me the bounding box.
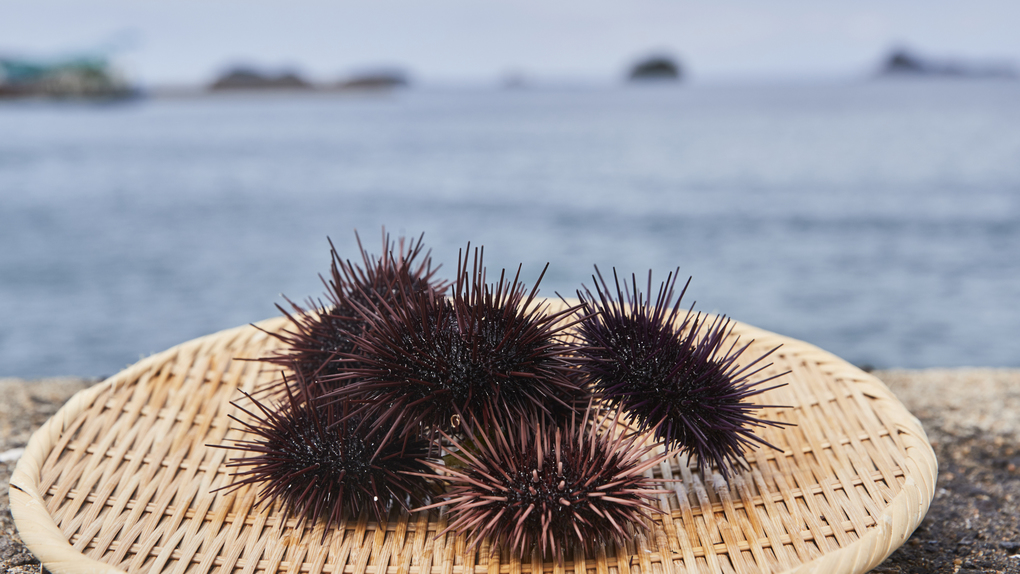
[11,306,937,574]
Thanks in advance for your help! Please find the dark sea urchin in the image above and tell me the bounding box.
[260,232,446,396]
[575,268,791,477]
[333,247,587,439]
[214,372,435,529]
[417,405,674,560]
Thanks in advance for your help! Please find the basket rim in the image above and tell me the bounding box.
[10,313,938,574]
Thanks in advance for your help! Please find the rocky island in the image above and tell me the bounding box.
[878,48,1017,79]
[628,55,682,82]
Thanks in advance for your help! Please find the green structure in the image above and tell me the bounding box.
[0,54,136,99]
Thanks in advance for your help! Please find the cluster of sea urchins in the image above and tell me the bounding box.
[217,232,447,525]
[217,232,790,557]
[327,245,588,441]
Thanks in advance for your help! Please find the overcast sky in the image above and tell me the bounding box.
[2,0,1019,86]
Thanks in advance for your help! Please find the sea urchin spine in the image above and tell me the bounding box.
[575,268,791,477]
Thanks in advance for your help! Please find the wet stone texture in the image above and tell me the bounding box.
[1,370,1019,574]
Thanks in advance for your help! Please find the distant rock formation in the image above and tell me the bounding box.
[337,70,409,91]
[628,56,682,82]
[209,68,312,91]
[878,48,1016,79]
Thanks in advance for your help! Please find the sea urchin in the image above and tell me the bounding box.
[215,371,436,529]
[418,405,674,560]
[575,268,791,477]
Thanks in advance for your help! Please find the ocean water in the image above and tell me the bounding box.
[1,80,1018,378]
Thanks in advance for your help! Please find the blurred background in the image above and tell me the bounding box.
[1,0,1018,378]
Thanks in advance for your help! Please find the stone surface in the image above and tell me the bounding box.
[870,369,1020,574]
[1,370,1019,573]
[1,377,95,574]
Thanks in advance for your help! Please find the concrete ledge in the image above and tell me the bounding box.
[2,371,1018,573]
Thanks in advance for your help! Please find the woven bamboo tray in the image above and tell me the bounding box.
[10,302,937,574]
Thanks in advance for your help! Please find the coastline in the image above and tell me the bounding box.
[2,370,1018,573]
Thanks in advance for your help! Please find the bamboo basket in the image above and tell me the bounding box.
[10,301,937,574]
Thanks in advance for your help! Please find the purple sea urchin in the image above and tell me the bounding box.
[575,268,790,477]
[215,371,436,528]
[261,231,445,396]
[333,247,587,440]
[417,405,673,560]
